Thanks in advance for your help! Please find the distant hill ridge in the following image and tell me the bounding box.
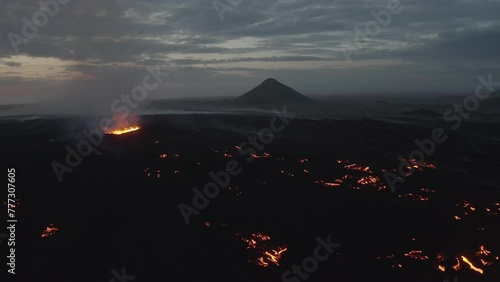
[235,78,313,104]
[403,109,441,116]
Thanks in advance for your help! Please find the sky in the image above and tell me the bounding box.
[0,0,499,107]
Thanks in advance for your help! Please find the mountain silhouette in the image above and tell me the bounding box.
[235,78,313,104]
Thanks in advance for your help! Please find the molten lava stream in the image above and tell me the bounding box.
[104,126,140,135]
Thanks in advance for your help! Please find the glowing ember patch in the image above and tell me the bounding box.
[104,126,140,135]
[249,152,271,159]
[380,249,498,274]
[404,158,437,171]
[397,193,429,201]
[263,247,288,266]
[391,263,403,269]
[238,232,288,267]
[241,233,271,249]
[474,245,497,267]
[485,203,500,216]
[322,181,341,187]
[41,224,59,238]
[314,179,342,187]
[160,154,168,158]
[461,256,484,274]
[322,162,387,192]
[455,200,490,218]
[256,257,269,267]
[420,188,436,193]
[355,175,387,191]
[477,246,491,256]
[404,250,429,260]
[357,176,380,186]
[452,258,461,271]
[344,163,373,173]
[481,259,493,266]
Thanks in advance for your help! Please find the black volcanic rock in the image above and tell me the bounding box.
[235,78,313,104]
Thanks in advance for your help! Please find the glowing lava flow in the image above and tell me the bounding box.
[461,256,484,274]
[104,126,140,135]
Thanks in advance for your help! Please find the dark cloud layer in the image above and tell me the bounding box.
[0,0,499,105]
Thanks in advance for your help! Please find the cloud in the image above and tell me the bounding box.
[0,0,499,105]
